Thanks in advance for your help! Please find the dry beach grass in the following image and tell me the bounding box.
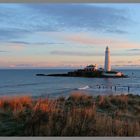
[0,93,140,136]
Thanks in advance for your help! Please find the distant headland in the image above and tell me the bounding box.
[36,46,128,78]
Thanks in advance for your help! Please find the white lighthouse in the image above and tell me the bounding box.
[104,46,111,72]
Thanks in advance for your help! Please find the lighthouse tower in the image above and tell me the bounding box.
[104,46,111,72]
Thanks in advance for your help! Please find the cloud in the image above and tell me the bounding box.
[125,49,140,55]
[5,42,26,51]
[49,32,140,49]
[0,28,32,41]
[25,4,130,33]
[127,49,140,51]
[10,45,25,51]
[105,29,128,34]
[63,33,110,45]
[14,64,36,67]
[7,41,65,46]
[0,50,8,52]
[50,50,140,57]
[9,41,31,45]
[0,3,133,43]
[127,61,133,63]
[51,50,104,56]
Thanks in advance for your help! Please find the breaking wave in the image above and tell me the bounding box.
[78,85,90,90]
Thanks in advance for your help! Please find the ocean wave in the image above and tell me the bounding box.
[78,85,90,90]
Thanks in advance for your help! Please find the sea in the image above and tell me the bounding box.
[0,69,140,98]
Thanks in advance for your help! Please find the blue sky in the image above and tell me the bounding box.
[0,3,140,68]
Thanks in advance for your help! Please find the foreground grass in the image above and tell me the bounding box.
[0,93,140,136]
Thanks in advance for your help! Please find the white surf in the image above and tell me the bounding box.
[78,85,90,90]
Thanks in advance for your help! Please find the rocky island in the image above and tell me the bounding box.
[36,47,128,78]
[36,65,127,78]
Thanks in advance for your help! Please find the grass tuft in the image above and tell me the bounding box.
[0,93,140,136]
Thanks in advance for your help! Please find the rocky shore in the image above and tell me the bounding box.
[36,69,128,78]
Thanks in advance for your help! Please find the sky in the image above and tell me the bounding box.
[0,3,140,69]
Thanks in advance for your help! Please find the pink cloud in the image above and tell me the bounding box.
[10,45,25,51]
[65,33,140,49]
[43,31,140,49]
[64,33,111,45]
[11,41,26,50]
